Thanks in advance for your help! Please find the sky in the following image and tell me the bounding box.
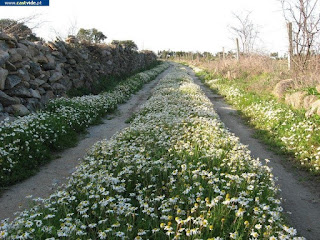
[0,0,288,55]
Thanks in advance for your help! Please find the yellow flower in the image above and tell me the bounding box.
[226,193,230,200]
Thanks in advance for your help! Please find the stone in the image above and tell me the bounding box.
[12,104,30,116]
[20,81,29,88]
[7,86,32,98]
[29,89,41,99]
[79,52,89,60]
[72,78,84,88]
[34,54,48,64]
[45,54,55,64]
[0,90,18,106]
[273,79,295,98]
[303,95,318,109]
[28,45,39,57]
[69,59,76,65]
[8,49,22,63]
[102,50,111,57]
[55,63,64,72]
[51,51,63,57]
[17,43,28,51]
[60,77,72,90]
[16,48,27,58]
[306,100,320,117]
[0,68,8,90]
[26,98,40,111]
[0,40,9,51]
[42,63,56,70]
[6,40,17,48]
[0,102,3,112]
[42,83,52,90]
[49,71,63,82]
[5,61,16,71]
[5,75,22,89]
[56,42,67,54]
[0,32,13,41]
[29,61,42,77]
[52,82,66,91]
[38,87,46,95]
[30,79,46,89]
[107,60,113,65]
[4,106,14,114]
[40,90,55,104]
[0,49,10,66]
[284,91,307,109]
[18,68,30,82]
[12,97,21,104]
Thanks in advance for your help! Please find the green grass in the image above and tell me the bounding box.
[2,64,297,239]
[0,63,169,188]
[194,67,320,174]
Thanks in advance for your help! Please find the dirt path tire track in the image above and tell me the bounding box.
[185,66,320,240]
[0,66,173,221]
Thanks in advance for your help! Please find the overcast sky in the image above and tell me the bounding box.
[0,0,288,54]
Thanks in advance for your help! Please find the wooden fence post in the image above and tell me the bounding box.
[236,38,240,62]
[287,22,293,71]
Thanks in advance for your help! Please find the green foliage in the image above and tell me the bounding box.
[76,28,107,44]
[0,63,169,188]
[305,87,320,96]
[111,40,138,51]
[196,67,320,173]
[3,65,294,239]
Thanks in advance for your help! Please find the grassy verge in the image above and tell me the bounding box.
[0,63,169,188]
[0,64,302,239]
[192,67,320,174]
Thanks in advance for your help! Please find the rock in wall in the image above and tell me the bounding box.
[0,33,157,118]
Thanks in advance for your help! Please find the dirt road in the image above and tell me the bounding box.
[186,66,320,240]
[0,66,172,221]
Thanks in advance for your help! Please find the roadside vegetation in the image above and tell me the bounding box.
[190,65,320,174]
[0,65,303,239]
[0,63,168,188]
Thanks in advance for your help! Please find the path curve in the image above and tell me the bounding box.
[185,66,320,240]
[0,66,172,221]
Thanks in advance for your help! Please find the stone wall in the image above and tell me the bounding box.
[272,79,320,117]
[0,33,157,117]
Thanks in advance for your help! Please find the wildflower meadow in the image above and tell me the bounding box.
[194,67,320,174]
[0,63,169,187]
[0,64,303,239]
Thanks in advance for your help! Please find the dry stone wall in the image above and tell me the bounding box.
[272,79,320,117]
[0,33,157,118]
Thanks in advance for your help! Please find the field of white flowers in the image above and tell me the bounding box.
[0,65,303,239]
[194,68,320,174]
[0,63,169,187]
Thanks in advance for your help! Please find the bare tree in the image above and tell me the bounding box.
[281,0,320,70]
[229,11,259,54]
[67,18,78,36]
